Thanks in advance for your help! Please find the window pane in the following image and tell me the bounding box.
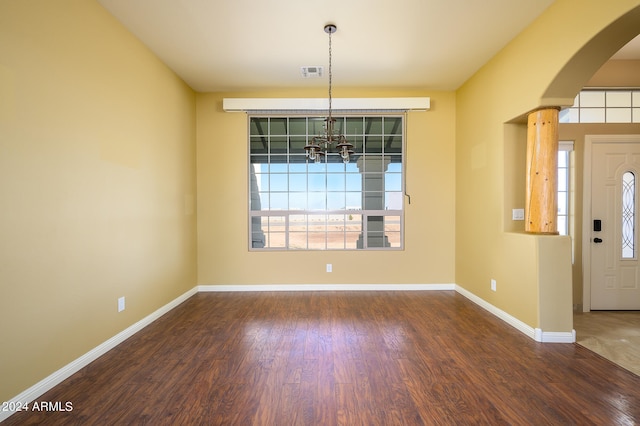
[251,216,266,248]
[557,192,568,215]
[308,192,326,210]
[271,174,288,191]
[385,173,402,191]
[557,216,568,236]
[558,168,567,191]
[622,171,635,259]
[364,136,383,153]
[309,174,326,191]
[250,137,268,154]
[580,91,605,107]
[309,118,326,135]
[364,191,385,209]
[270,193,288,210]
[290,215,307,232]
[327,192,346,210]
[327,162,346,173]
[289,192,307,210]
[250,118,269,135]
[366,117,383,134]
[327,173,345,190]
[360,157,384,173]
[581,108,605,123]
[607,91,631,107]
[557,151,567,167]
[346,117,364,134]
[270,136,288,153]
[386,192,403,210]
[289,118,307,135]
[289,162,306,173]
[270,118,287,135]
[385,136,403,153]
[345,192,362,209]
[384,117,402,134]
[290,136,307,153]
[289,174,306,191]
[385,216,402,248]
[559,108,578,123]
[346,174,362,191]
[253,192,269,210]
[365,216,386,248]
[607,108,631,123]
[270,160,287,172]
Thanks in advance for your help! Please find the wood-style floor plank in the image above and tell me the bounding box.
[4,291,640,425]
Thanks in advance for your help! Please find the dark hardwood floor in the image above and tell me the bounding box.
[4,291,640,425]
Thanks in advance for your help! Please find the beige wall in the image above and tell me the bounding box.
[197,89,456,286]
[0,1,197,401]
[456,0,640,331]
[587,59,640,87]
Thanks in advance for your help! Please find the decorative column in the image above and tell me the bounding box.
[526,107,560,234]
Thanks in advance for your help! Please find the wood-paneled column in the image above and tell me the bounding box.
[526,107,560,234]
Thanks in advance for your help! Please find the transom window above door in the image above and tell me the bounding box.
[560,89,640,123]
[248,115,404,250]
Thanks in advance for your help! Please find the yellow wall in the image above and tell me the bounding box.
[197,89,456,286]
[3,0,640,408]
[456,0,640,330]
[0,0,197,401]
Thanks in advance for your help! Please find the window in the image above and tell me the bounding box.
[557,141,573,236]
[622,171,635,259]
[249,115,404,250]
[560,89,640,123]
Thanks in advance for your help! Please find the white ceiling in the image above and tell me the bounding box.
[97,0,640,93]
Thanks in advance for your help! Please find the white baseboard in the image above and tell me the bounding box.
[455,285,575,343]
[534,328,576,343]
[198,283,456,292]
[3,282,575,422]
[0,286,198,423]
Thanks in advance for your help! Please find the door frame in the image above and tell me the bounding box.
[582,134,640,312]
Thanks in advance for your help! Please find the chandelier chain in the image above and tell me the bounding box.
[328,27,332,119]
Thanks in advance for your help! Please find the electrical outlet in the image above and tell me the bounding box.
[118,296,125,312]
[491,279,497,292]
[326,263,332,273]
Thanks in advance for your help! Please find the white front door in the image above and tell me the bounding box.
[590,140,640,310]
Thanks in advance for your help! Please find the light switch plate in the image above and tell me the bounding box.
[512,209,525,220]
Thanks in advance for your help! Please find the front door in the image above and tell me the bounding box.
[591,139,640,309]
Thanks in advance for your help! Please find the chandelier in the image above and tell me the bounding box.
[304,24,354,164]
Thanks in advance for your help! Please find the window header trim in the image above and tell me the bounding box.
[224,97,430,113]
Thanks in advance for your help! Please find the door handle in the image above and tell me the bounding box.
[594,238,603,243]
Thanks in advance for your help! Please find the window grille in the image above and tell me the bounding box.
[249,115,404,250]
[560,90,640,123]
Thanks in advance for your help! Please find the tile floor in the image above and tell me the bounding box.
[573,310,640,377]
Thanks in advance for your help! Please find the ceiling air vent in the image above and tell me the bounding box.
[301,66,323,78]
